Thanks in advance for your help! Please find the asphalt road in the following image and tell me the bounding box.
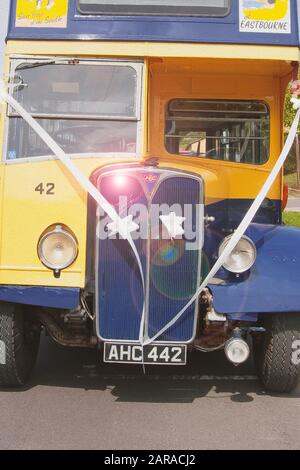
[0,334,299,450]
[287,196,300,212]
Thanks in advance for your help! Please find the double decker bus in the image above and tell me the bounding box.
[0,0,300,392]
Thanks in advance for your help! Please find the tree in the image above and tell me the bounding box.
[284,85,296,131]
[284,84,300,186]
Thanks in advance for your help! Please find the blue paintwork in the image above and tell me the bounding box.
[97,168,202,342]
[97,174,147,341]
[0,206,294,327]
[148,176,201,342]
[206,198,281,230]
[201,198,282,285]
[209,223,300,319]
[0,286,80,309]
[7,0,299,46]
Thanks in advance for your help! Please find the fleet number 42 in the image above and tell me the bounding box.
[35,182,55,195]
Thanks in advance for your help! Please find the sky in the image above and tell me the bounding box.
[0,0,10,78]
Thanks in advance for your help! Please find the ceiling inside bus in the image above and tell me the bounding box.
[6,0,300,46]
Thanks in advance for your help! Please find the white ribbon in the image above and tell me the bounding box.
[0,80,147,339]
[143,101,300,345]
[1,79,299,347]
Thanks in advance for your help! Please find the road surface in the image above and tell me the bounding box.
[0,335,299,450]
[287,195,300,212]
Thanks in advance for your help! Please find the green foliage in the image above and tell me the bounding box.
[284,85,295,131]
[283,212,300,228]
[284,142,297,175]
[284,172,298,188]
[284,85,298,175]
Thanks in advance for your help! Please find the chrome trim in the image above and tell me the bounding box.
[9,113,139,121]
[38,225,78,271]
[218,234,257,274]
[0,265,81,273]
[3,153,138,165]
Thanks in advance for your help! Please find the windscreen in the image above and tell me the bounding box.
[7,61,140,159]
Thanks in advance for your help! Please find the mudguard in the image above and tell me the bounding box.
[209,223,300,321]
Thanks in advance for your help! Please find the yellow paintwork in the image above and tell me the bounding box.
[5,40,300,62]
[16,0,68,28]
[16,0,68,20]
[149,58,285,197]
[244,0,288,21]
[0,41,295,288]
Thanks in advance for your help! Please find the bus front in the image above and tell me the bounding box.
[1,0,300,393]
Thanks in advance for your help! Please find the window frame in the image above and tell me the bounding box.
[164,99,271,166]
[76,0,231,18]
[4,57,144,162]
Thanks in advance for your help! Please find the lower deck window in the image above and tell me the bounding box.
[7,119,137,160]
[165,100,270,165]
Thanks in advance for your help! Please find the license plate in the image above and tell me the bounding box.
[104,343,187,365]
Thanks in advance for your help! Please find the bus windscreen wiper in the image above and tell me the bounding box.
[16,59,81,71]
[16,61,56,71]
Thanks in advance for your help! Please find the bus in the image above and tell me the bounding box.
[0,0,300,392]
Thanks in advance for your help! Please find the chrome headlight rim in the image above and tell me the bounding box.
[38,224,78,271]
[218,235,257,274]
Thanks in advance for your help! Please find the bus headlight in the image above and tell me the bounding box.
[38,225,78,271]
[218,235,256,274]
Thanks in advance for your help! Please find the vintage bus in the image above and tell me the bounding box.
[0,0,300,392]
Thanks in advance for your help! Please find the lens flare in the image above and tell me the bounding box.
[150,249,211,300]
[152,240,185,267]
[100,174,143,208]
[113,175,130,188]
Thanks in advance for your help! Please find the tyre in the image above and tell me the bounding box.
[254,313,300,393]
[0,302,40,387]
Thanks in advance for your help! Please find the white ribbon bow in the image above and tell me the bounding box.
[291,97,300,110]
[1,79,299,347]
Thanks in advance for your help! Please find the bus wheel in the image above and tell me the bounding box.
[0,302,40,387]
[254,314,300,393]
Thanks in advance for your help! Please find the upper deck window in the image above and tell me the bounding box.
[77,0,230,17]
[165,100,270,165]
